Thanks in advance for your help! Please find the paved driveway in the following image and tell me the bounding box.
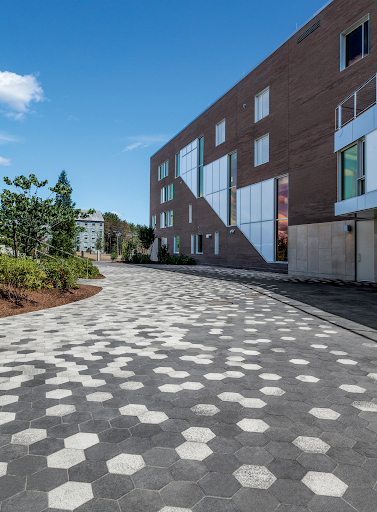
[0,264,377,512]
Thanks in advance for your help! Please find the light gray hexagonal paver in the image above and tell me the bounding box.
[296,375,319,383]
[217,392,243,402]
[293,436,330,454]
[47,448,86,469]
[237,419,269,433]
[86,391,113,402]
[46,404,76,416]
[64,433,99,450]
[0,412,16,425]
[239,398,266,408]
[46,389,72,399]
[0,462,7,477]
[119,403,148,416]
[182,427,215,443]
[204,373,226,380]
[48,481,93,510]
[234,465,276,489]
[301,471,348,497]
[339,385,365,393]
[138,411,169,424]
[191,404,219,416]
[159,508,192,512]
[0,395,18,406]
[352,401,377,412]
[260,387,285,396]
[181,382,204,390]
[120,381,144,390]
[107,453,145,475]
[309,408,340,420]
[11,428,47,445]
[289,359,309,365]
[176,442,213,461]
[258,373,281,380]
[158,384,182,393]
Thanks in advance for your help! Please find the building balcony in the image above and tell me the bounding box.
[335,74,377,131]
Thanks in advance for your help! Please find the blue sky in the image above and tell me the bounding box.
[1,0,328,225]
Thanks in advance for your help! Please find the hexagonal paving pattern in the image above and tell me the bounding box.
[0,263,376,512]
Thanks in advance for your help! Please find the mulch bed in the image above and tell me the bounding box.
[0,284,102,318]
[91,273,106,279]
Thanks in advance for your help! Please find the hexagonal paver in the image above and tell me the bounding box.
[119,404,148,416]
[296,375,319,383]
[64,433,99,450]
[239,398,266,408]
[159,384,182,393]
[352,401,377,412]
[237,419,269,433]
[224,371,245,378]
[182,427,215,443]
[293,436,330,454]
[86,392,113,402]
[138,411,169,424]
[191,404,220,416]
[260,387,285,396]
[337,359,357,365]
[289,359,309,365]
[339,385,365,393]
[233,465,276,489]
[107,453,145,475]
[301,471,348,497]
[309,408,340,420]
[120,381,144,390]
[218,392,243,402]
[170,371,190,378]
[48,481,93,510]
[0,462,7,477]
[0,395,18,406]
[176,442,213,461]
[160,508,192,512]
[204,373,226,380]
[11,429,46,445]
[46,404,76,416]
[47,449,86,469]
[45,389,72,399]
[0,412,16,425]
[181,382,204,390]
[154,367,175,374]
[258,373,281,380]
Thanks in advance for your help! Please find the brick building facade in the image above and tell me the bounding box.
[150,0,377,282]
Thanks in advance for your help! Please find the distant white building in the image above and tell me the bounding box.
[75,210,104,253]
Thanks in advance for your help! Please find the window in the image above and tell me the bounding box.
[216,119,225,146]
[158,161,169,180]
[168,183,173,201]
[229,152,237,225]
[174,236,180,254]
[175,153,180,178]
[340,142,365,200]
[255,134,269,166]
[196,234,203,254]
[191,235,195,254]
[92,229,95,233]
[160,212,166,228]
[168,211,173,227]
[161,187,168,203]
[255,87,269,122]
[276,176,288,262]
[341,15,369,70]
[189,204,192,223]
[84,243,87,248]
[92,243,95,248]
[151,215,156,229]
[214,232,219,255]
[92,223,95,227]
[198,137,204,197]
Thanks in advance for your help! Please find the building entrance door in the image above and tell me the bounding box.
[356,220,374,282]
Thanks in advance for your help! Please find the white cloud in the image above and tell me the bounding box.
[68,115,79,121]
[0,157,11,166]
[0,132,18,145]
[111,211,124,218]
[0,71,45,118]
[122,142,142,152]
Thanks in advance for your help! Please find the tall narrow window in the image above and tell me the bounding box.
[276,176,288,262]
[196,234,203,254]
[174,236,180,254]
[216,120,225,146]
[341,16,369,70]
[341,144,357,200]
[161,187,168,203]
[359,139,365,195]
[255,134,269,166]
[158,161,169,180]
[191,235,195,255]
[255,88,269,122]
[168,183,173,201]
[188,204,192,223]
[175,153,180,178]
[151,215,156,229]
[229,152,237,225]
[214,232,219,255]
[160,212,165,228]
[198,137,204,197]
[169,211,173,227]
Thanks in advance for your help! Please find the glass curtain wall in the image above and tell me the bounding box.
[276,176,288,262]
[198,137,204,197]
[229,153,237,225]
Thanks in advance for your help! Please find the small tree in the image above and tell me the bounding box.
[95,232,103,252]
[137,226,155,251]
[110,247,118,261]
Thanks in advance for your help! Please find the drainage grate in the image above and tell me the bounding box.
[206,301,233,305]
[297,19,321,44]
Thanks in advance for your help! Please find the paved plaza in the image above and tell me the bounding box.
[0,264,377,511]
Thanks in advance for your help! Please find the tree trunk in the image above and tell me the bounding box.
[12,223,18,258]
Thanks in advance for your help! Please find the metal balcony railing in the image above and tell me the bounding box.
[335,73,377,131]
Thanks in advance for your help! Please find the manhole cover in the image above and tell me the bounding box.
[206,301,233,305]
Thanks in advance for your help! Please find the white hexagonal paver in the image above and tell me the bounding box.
[204,373,226,380]
[46,404,76,416]
[0,395,18,406]
[64,433,99,450]
[242,364,262,370]
[337,359,357,365]
[352,401,377,412]
[181,382,204,390]
[302,471,348,497]
[48,481,93,510]
[81,378,107,387]
[170,371,190,378]
[0,462,7,477]
[293,436,330,454]
[86,392,113,402]
[107,453,145,475]
[138,411,169,424]
[289,359,310,365]
[182,427,215,443]
[0,412,16,425]
[234,465,276,489]
[367,373,377,380]
[119,404,148,416]
[224,371,245,378]
[159,508,192,512]
[296,375,319,383]
[158,384,182,393]
[154,367,174,374]
[218,392,243,402]
[258,373,281,380]
[339,385,365,393]
[11,428,47,445]
[120,381,144,390]
[309,408,340,420]
[191,404,220,416]
[237,419,269,433]
[45,389,72,400]
[176,442,213,461]
[260,387,285,396]
[239,398,266,409]
[47,448,86,469]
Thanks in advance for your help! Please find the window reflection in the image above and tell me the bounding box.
[341,145,357,200]
[276,176,288,262]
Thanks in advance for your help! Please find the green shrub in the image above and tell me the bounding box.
[130,252,151,264]
[111,248,118,261]
[168,254,196,265]
[157,244,170,263]
[0,254,51,304]
[64,257,99,279]
[43,260,78,291]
